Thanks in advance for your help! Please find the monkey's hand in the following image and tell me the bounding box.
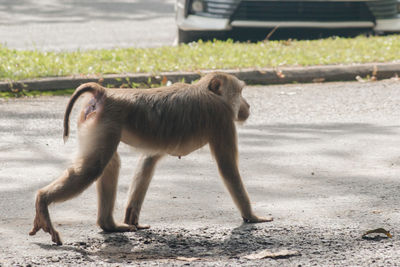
[124,207,150,230]
[29,213,62,245]
[242,214,273,223]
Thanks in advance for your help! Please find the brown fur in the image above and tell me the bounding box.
[30,72,271,245]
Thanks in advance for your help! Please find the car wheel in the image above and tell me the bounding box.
[177,29,201,43]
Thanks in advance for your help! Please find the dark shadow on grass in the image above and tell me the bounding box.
[188,27,373,43]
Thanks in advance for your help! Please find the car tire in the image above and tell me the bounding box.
[177,29,201,43]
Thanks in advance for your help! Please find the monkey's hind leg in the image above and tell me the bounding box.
[29,165,105,245]
[96,152,136,232]
[124,154,162,229]
[30,124,121,245]
[29,186,63,245]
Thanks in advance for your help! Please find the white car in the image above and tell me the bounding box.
[176,0,400,43]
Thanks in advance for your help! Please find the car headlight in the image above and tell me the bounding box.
[191,0,205,13]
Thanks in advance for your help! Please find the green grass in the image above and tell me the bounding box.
[1,35,399,82]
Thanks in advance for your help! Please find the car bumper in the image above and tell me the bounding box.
[375,17,400,32]
[177,14,400,33]
[177,15,231,31]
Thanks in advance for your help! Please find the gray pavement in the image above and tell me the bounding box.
[0,0,176,50]
[1,80,400,265]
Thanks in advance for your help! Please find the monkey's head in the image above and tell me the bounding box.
[207,73,250,122]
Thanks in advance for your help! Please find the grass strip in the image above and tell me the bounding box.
[1,35,399,82]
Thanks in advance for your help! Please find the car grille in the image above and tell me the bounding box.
[231,1,375,22]
[368,0,398,19]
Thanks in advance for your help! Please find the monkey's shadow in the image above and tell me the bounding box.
[36,224,274,262]
[95,224,273,262]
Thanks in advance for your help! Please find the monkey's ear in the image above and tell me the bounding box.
[208,77,222,95]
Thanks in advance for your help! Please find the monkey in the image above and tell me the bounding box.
[29,72,272,245]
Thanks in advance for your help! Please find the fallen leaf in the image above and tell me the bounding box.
[176,256,200,262]
[355,75,366,82]
[279,91,296,96]
[276,70,285,78]
[243,249,300,260]
[362,228,392,238]
[258,69,267,74]
[391,74,399,81]
[372,65,378,77]
[283,38,292,46]
[312,77,325,83]
[161,76,168,85]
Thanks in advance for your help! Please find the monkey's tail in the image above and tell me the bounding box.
[63,82,106,143]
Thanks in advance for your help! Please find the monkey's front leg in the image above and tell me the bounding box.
[124,154,162,228]
[210,141,273,224]
[221,168,273,223]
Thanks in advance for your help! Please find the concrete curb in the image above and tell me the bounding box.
[1,62,399,92]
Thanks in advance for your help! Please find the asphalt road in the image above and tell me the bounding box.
[0,0,176,50]
[1,80,400,266]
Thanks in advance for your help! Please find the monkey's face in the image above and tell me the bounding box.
[225,77,250,122]
[207,73,250,122]
[237,96,250,122]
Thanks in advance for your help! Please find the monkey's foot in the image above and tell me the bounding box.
[29,213,62,245]
[99,222,138,232]
[124,207,151,230]
[134,224,150,230]
[123,220,150,230]
[242,215,273,223]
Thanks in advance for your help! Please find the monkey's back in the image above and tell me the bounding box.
[107,86,235,152]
